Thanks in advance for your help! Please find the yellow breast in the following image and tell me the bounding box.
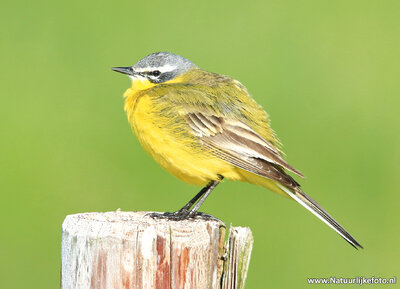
[123,80,241,186]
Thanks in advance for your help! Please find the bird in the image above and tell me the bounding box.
[112,52,362,249]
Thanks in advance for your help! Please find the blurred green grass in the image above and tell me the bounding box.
[1,0,399,288]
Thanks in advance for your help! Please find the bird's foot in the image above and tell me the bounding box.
[148,210,219,221]
[148,209,190,221]
[191,212,221,221]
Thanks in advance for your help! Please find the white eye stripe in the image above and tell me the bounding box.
[134,64,177,74]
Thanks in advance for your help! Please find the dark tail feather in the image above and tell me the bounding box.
[278,184,363,249]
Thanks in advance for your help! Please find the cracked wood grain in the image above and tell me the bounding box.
[61,211,253,289]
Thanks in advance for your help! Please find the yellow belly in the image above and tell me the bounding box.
[125,92,241,186]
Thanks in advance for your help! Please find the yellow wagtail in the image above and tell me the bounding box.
[112,52,362,249]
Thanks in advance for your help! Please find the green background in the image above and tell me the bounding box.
[1,0,399,288]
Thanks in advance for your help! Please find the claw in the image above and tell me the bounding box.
[148,211,220,222]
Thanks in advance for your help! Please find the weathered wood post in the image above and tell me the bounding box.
[61,211,253,289]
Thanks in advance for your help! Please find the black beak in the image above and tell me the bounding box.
[111,66,135,76]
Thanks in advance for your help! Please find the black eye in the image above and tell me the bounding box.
[152,70,161,77]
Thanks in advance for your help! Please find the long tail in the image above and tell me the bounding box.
[278,184,363,249]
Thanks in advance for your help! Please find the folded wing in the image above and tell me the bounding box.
[184,112,303,188]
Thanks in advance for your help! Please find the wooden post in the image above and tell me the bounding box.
[61,211,253,289]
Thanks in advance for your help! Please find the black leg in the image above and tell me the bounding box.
[188,180,220,217]
[176,184,212,214]
[150,178,222,221]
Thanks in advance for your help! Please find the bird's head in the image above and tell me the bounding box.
[112,52,196,90]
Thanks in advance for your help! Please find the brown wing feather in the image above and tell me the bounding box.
[183,111,363,249]
[184,112,303,188]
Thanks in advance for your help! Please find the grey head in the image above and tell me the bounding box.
[112,52,197,84]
